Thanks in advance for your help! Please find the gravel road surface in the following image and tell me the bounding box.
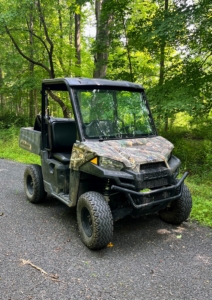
[0,159,212,300]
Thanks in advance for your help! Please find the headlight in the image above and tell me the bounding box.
[167,151,172,161]
[173,167,179,178]
[99,157,124,171]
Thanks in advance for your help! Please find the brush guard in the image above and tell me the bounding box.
[111,172,188,209]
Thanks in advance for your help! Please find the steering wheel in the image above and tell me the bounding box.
[85,120,104,137]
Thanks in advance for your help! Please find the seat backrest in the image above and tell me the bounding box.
[49,118,76,153]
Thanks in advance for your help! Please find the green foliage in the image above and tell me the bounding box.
[0,112,29,129]
[0,0,94,121]
[160,116,212,179]
[187,179,212,227]
[147,59,212,121]
[106,0,212,124]
[0,0,211,126]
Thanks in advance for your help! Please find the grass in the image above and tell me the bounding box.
[186,178,212,227]
[0,125,212,227]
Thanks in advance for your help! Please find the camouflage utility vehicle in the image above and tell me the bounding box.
[20,78,192,249]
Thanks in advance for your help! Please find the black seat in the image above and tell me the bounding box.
[49,118,77,163]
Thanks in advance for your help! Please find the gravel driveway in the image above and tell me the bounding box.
[0,159,212,300]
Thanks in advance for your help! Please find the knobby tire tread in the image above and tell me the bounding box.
[159,184,192,225]
[77,191,113,250]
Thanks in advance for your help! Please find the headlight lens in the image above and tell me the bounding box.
[99,157,124,171]
[167,151,172,161]
[173,167,179,178]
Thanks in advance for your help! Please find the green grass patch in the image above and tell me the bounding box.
[186,178,212,227]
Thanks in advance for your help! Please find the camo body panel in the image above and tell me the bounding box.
[70,136,174,173]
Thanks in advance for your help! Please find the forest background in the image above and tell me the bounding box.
[0,0,211,225]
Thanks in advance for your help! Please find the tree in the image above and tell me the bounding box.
[93,0,113,78]
[75,1,81,76]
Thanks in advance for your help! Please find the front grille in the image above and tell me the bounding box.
[143,177,169,189]
[143,169,169,180]
[140,162,166,170]
[135,177,169,190]
[135,168,170,189]
[138,162,169,189]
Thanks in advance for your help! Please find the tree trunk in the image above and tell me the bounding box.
[75,8,81,77]
[69,9,74,76]
[29,5,34,125]
[122,15,133,82]
[57,0,66,74]
[34,89,38,116]
[159,0,168,86]
[93,0,113,78]
[0,68,4,113]
[47,90,69,118]
[159,0,169,131]
[36,0,55,78]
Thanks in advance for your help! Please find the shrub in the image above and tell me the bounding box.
[0,112,29,129]
[160,124,212,182]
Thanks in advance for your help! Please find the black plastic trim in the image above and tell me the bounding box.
[80,162,134,181]
[111,172,188,209]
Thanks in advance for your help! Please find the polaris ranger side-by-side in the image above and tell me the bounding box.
[19,78,192,249]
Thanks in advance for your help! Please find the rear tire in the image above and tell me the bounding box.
[159,183,192,225]
[24,164,47,203]
[77,191,113,250]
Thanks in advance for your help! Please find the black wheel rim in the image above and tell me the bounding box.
[164,201,176,213]
[26,175,34,195]
[81,207,93,237]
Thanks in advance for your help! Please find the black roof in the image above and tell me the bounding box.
[42,77,144,90]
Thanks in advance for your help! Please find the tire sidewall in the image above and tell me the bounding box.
[24,167,35,202]
[24,164,46,203]
[77,191,113,250]
[77,196,96,247]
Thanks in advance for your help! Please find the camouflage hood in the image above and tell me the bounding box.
[70,136,174,173]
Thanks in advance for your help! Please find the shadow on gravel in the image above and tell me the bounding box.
[90,217,187,257]
[19,192,193,255]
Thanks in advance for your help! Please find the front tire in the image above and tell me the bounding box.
[159,183,192,225]
[24,164,47,203]
[77,192,113,250]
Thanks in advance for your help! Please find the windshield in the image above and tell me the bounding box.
[74,88,155,140]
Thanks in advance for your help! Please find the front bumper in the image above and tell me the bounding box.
[111,172,188,209]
